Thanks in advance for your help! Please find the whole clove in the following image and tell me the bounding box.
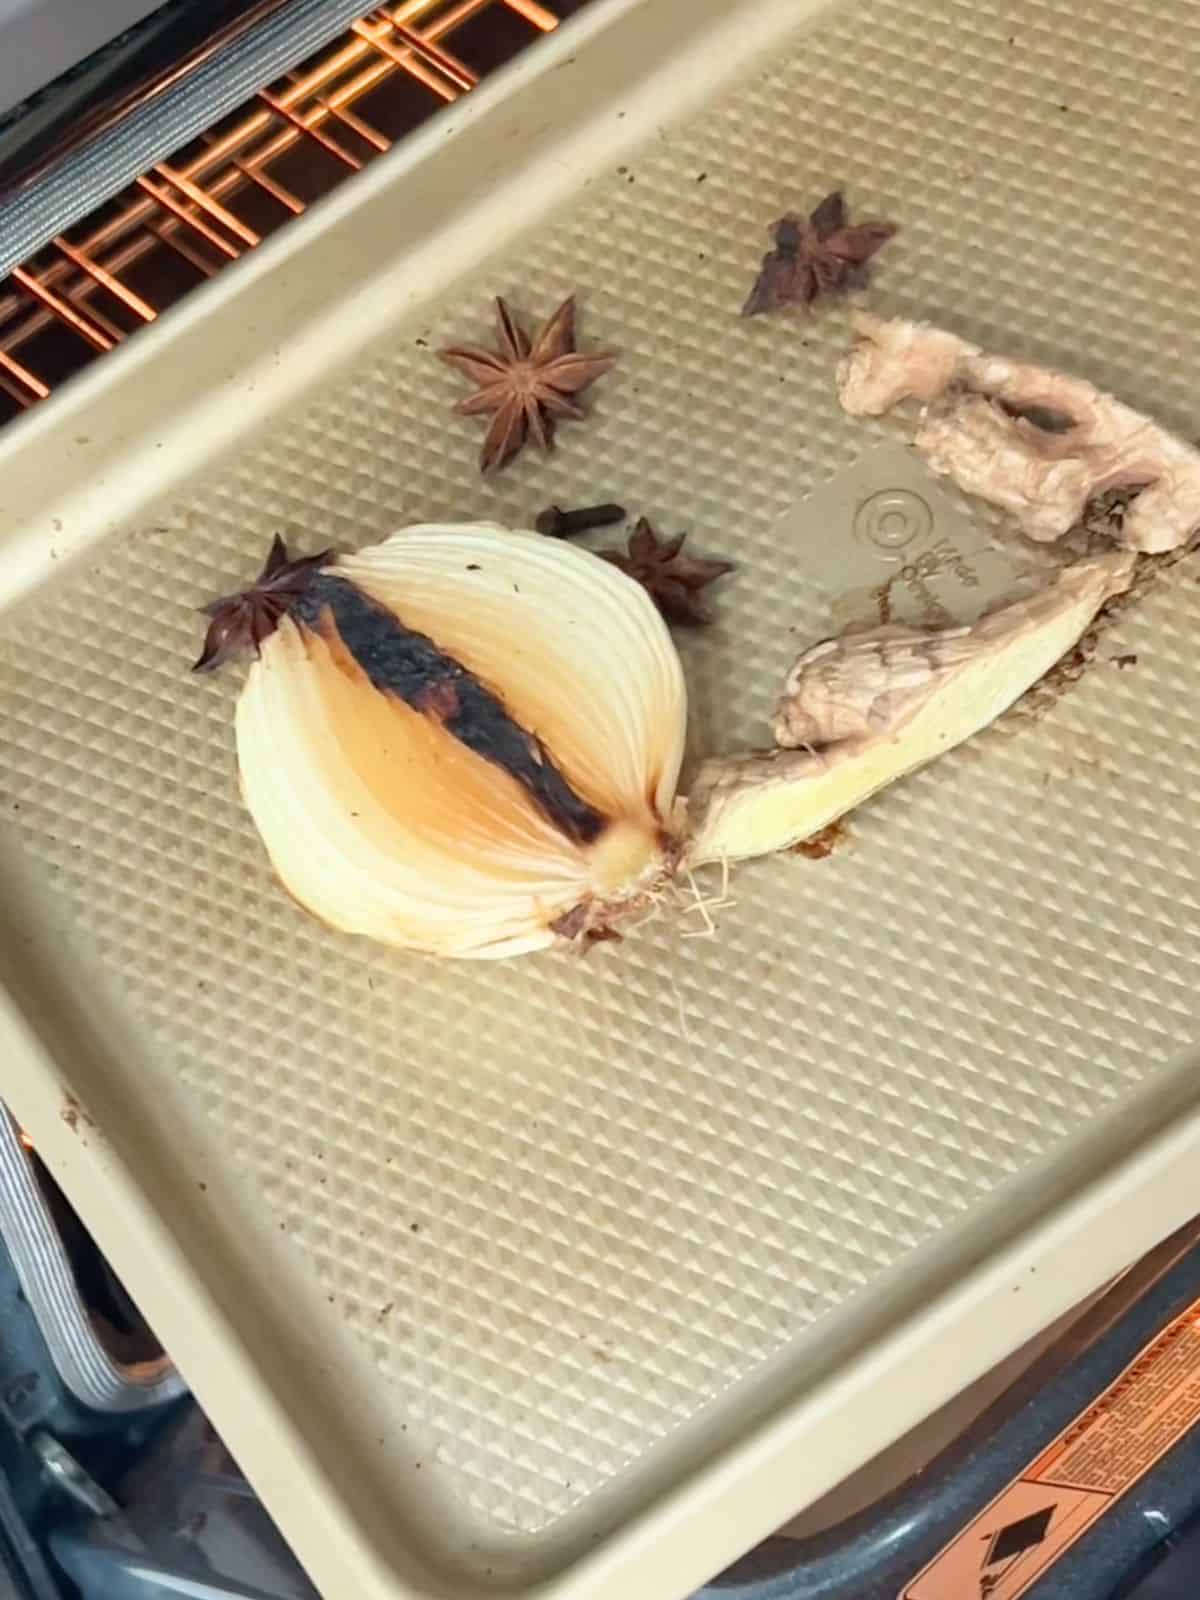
[535,502,627,539]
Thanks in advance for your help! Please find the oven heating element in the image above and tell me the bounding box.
[0,0,576,425]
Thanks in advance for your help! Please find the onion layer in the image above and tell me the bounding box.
[236,523,687,958]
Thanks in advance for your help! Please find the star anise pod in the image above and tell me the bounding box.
[741,190,897,317]
[599,519,734,625]
[193,535,332,672]
[439,296,616,475]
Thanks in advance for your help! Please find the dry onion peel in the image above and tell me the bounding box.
[233,523,686,958]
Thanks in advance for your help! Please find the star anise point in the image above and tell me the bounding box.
[742,189,897,317]
[193,536,333,673]
[439,295,616,475]
[599,518,734,626]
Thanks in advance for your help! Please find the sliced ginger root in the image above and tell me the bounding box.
[838,312,1200,553]
[682,317,1182,873]
[685,551,1133,866]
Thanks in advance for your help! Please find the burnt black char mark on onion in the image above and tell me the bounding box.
[293,574,605,846]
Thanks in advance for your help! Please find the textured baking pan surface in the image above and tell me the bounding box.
[2,0,1200,1597]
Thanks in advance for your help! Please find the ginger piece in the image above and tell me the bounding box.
[837,313,1200,552]
[686,550,1133,865]
[837,312,978,415]
[915,394,1098,544]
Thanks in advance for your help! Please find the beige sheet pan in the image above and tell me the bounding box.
[2,0,1200,1595]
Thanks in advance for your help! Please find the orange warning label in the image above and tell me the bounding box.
[902,1300,1200,1600]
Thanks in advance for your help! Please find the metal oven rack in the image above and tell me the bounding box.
[0,0,583,426]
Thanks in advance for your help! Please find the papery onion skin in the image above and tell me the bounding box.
[234,524,687,959]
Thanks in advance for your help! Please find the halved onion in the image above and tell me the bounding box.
[235,523,687,958]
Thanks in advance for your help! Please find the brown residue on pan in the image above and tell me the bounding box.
[60,1093,96,1134]
[1019,537,1196,717]
[790,819,852,859]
